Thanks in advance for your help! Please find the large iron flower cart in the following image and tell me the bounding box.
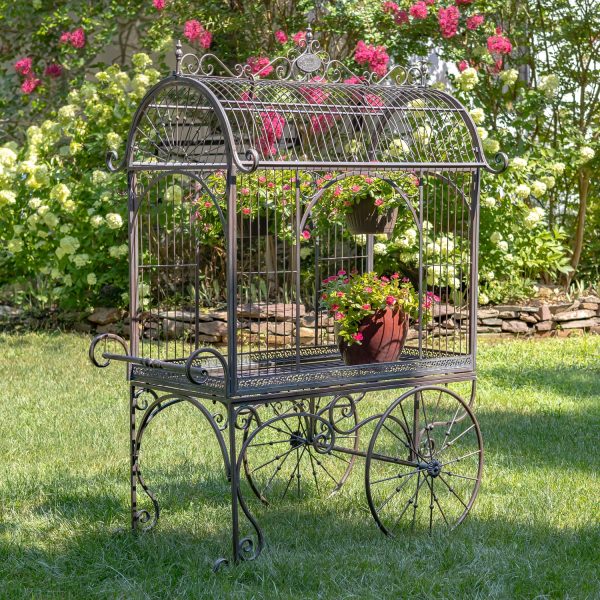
[89,27,506,569]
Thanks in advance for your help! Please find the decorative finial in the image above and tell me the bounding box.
[305,23,313,44]
[175,39,183,75]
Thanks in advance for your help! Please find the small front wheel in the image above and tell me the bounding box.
[365,386,483,535]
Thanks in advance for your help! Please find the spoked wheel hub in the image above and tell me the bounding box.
[421,459,442,478]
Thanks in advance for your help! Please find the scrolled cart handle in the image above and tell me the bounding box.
[88,333,130,368]
[185,347,228,385]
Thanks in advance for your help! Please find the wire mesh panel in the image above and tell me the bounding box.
[114,32,508,398]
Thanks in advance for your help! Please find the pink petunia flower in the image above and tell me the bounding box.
[302,229,311,240]
[458,60,469,72]
[44,63,63,78]
[350,185,362,193]
[409,2,428,19]
[362,304,371,310]
[385,295,396,305]
[240,187,250,196]
[352,332,364,342]
[338,269,347,276]
[275,30,288,43]
[331,304,340,311]
[333,186,343,197]
[204,201,212,208]
[365,286,373,293]
[466,14,484,30]
[334,312,345,321]
[14,57,33,76]
[242,207,251,215]
[21,77,41,94]
[374,198,384,206]
[247,55,273,78]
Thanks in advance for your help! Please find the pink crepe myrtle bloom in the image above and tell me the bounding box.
[352,332,364,342]
[301,229,311,240]
[299,76,329,104]
[395,10,409,24]
[382,1,399,13]
[310,113,335,135]
[487,31,513,55]
[365,93,384,108]
[44,63,63,78]
[21,77,41,94]
[14,57,33,76]
[257,136,277,157]
[368,46,390,77]
[259,111,285,142]
[184,20,203,41]
[198,29,212,49]
[59,32,71,44]
[247,55,273,78]
[438,5,459,38]
[153,0,165,10]
[466,14,484,30]
[344,75,364,85]
[292,31,306,45]
[69,28,86,49]
[355,40,373,65]
[385,295,396,305]
[409,2,428,19]
[275,30,288,43]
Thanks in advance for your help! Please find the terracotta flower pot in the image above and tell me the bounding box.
[338,307,409,365]
[344,195,398,235]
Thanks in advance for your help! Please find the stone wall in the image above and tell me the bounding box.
[2,295,599,342]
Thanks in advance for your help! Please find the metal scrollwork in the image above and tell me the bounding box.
[106,149,126,172]
[133,388,158,411]
[484,152,509,174]
[88,333,129,368]
[185,347,228,385]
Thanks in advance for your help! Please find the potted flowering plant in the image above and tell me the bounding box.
[317,174,419,235]
[321,270,436,365]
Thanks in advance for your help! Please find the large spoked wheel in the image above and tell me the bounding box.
[242,397,359,505]
[365,386,483,534]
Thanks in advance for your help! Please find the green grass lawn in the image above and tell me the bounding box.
[0,333,599,599]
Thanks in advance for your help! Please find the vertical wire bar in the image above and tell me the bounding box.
[469,170,480,366]
[295,167,302,371]
[227,168,238,396]
[417,171,424,359]
[129,171,139,367]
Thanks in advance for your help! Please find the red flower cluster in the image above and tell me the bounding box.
[60,27,86,49]
[354,41,390,77]
[310,113,336,135]
[487,30,513,55]
[14,57,43,94]
[247,56,273,78]
[382,1,399,12]
[409,2,429,19]
[466,14,484,30]
[275,30,288,43]
[44,63,63,78]
[184,20,212,49]
[438,5,459,38]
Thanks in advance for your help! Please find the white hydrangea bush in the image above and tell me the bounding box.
[0,54,161,308]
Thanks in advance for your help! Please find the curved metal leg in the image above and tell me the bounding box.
[131,390,232,532]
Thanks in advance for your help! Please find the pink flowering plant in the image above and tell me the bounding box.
[320,271,427,345]
[315,173,419,230]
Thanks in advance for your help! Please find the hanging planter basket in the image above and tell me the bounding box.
[345,195,398,235]
[337,307,409,365]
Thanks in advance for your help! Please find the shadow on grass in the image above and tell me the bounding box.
[1,483,599,599]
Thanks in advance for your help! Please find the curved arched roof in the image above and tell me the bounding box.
[123,44,506,174]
